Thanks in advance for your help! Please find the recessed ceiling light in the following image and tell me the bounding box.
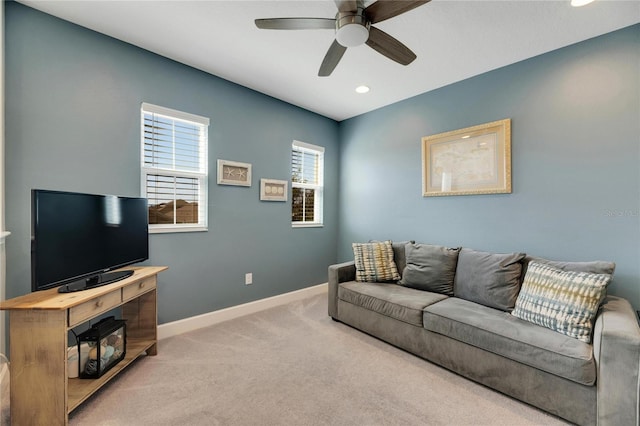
[355,85,370,94]
[571,0,595,7]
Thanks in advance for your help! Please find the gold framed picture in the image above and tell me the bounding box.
[422,118,511,197]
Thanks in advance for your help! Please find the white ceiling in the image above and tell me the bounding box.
[16,0,640,121]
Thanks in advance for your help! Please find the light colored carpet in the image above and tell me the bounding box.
[67,293,568,425]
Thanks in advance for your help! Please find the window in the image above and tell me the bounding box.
[141,103,209,233]
[291,140,324,227]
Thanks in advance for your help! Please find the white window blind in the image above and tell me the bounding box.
[141,103,209,233]
[291,140,324,227]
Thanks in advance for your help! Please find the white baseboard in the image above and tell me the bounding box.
[158,283,327,340]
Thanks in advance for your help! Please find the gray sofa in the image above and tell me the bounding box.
[328,242,640,426]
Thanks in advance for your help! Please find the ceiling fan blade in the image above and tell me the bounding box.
[366,26,416,65]
[365,0,431,24]
[318,40,347,77]
[334,0,358,12]
[255,18,335,30]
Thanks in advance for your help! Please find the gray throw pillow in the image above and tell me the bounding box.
[522,255,615,281]
[391,241,414,279]
[454,248,526,311]
[399,243,461,295]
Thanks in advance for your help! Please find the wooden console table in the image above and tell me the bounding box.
[0,266,167,425]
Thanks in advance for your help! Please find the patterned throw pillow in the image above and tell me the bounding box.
[352,241,401,283]
[512,261,611,343]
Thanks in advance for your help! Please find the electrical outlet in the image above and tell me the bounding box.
[245,273,253,285]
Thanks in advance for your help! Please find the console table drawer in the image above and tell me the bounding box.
[123,277,156,302]
[69,290,121,327]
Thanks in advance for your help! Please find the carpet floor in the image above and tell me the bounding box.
[67,293,568,425]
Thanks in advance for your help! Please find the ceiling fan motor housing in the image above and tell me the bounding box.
[255,0,428,76]
[335,8,370,47]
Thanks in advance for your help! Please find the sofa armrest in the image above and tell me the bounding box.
[328,261,356,318]
[592,295,640,426]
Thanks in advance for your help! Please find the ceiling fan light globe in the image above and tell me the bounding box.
[336,23,369,47]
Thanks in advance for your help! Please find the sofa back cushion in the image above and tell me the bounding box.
[522,255,615,279]
[352,240,401,282]
[398,243,460,296]
[512,261,612,343]
[454,248,526,311]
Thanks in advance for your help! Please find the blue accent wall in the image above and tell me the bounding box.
[338,24,640,308]
[5,1,639,323]
[4,3,340,323]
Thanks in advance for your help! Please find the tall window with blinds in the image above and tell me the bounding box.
[141,103,209,233]
[291,141,324,227]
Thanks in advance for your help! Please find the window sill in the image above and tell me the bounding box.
[150,226,208,234]
[292,223,323,228]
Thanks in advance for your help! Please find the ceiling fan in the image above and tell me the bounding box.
[255,0,431,77]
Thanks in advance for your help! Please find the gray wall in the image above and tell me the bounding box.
[5,3,340,324]
[338,24,640,309]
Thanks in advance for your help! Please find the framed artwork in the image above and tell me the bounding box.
[422,118,511,197]
[260,179,288,202]
[217,159,252,186]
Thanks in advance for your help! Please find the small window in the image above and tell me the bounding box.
[291,140,324,227]
[141,103,209,233]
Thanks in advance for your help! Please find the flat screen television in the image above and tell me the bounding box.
[31,189,149,293]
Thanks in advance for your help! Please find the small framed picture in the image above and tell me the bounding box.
[217,159,252,187]
[260,179,288,202]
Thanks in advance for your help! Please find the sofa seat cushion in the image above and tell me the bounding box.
[339,281,448,327]
[423,297,596,385]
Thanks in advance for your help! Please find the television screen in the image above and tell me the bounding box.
[31,189,149,293]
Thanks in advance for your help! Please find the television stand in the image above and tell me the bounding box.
[0,265,167,425]
[58,270,134,293]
